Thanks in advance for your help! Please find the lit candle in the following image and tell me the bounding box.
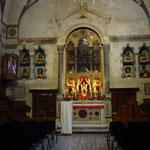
[75,89,77,99]
[64,90,66,98]
[101,89,103,98]
[91,89,92,98]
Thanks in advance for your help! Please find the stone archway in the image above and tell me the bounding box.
[57,26,110,100]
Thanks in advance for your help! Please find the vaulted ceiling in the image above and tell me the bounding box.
[1,0,150,26]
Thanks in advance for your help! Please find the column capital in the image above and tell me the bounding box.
[57,45,65,54]
[103,44,110,53]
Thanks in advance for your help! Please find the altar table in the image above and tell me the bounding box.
[72,103,106,124]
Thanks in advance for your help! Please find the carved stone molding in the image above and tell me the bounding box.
[57,45,65,54]
[103,44,110,53]
[55,1,111,34]
[18,38,57,45]
[110,35,150,42]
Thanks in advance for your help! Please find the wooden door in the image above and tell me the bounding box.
[30,90,58,118]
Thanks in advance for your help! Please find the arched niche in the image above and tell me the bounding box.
[19,47,30,79]
[57,23,104,46]
[123,44,135,79]
[34,46,46,80]
[139,44,150,78]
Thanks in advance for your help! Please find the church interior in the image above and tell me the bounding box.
[0,0,150,150]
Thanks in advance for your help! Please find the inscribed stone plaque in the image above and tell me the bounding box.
[144,83,150,95]
[13,86,25,98]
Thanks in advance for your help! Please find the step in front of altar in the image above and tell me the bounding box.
[72,123,108,132]
[57,123,108,133]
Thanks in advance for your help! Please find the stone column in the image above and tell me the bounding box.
[103,44,110,94]
[30,55,34,79]
[57,45,65,100]
[135,54,139,78]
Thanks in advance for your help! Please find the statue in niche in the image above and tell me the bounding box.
[37,52,45,64]
[93,64,98,72]
[92,52,98,63]
[123,50,132,62]
[36,68,44,79]
[69,65,75,73]
[124,67,132,78]
[69,55,75,64]
[68,87,75,96]
[77,78,91,99]
[140,51,148,62]
[92,80,99,98]
[81,80,88,96]
[21,68,29,79]
[66,79,75,98]
[140,65,150,78]
[21,53,29,64]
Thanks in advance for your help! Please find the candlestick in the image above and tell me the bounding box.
[101,89,103,98]
[75,89,77,99]
[64,89,66,98]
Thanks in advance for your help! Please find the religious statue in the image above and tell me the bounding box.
[69,65,75,73]
[123,50,132,62]
[140,65,150,78]
[81,80,88,96]
[69,55,75,64]
[140,51,148,62]
[92,80,101,98]
[22,68,29,79]
[36,68,44,79]
[93,81,98,98]
[124,67,132,78]
[92,52,98,63]
[21,53,29,64]
[37,52,45,64]
[93,64,98,72]
[68,87,75,96]
[66,79,76,99]
[93,87,98,98]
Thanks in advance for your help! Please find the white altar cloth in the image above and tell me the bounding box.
[61,101,72,134]
[72,104,105,108]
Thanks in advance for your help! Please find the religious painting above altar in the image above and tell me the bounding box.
[65,27,104,100]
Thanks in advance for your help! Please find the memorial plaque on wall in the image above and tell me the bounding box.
[144,83,150,95]
[13,86,25,98]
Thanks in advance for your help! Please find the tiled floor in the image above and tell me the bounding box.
[34,133,109,150]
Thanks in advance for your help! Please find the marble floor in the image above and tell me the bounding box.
[34,133,109,150]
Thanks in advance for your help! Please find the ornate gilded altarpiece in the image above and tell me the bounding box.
[65,28,104,101]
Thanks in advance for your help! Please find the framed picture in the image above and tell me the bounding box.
[3,54,18,79]
[13,86,25,98]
